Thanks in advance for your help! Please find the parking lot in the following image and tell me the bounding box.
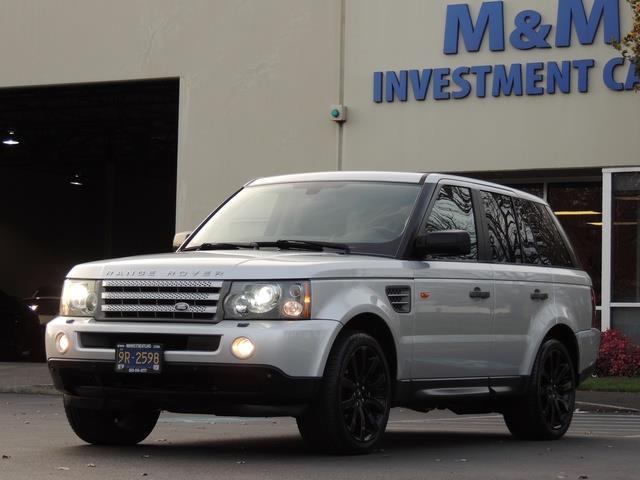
[1,393,638,480]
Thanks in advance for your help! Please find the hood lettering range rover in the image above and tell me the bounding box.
[46,171,600,454]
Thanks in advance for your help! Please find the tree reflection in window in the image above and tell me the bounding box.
[481,191,522,263]
[425,185,477,260]
[514,198,573,267]
[514,198,543,264]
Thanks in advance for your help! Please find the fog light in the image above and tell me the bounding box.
[231,337,255,360]
[55,332,70,354]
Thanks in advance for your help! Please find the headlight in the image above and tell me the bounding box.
[60,279,99,316]
[223,281,311,320]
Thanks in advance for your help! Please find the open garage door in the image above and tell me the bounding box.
[0,78,179,359]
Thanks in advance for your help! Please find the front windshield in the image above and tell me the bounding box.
[185,181,422,256]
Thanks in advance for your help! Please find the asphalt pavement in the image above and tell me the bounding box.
[0,362,54,394]
[1,393,639,480]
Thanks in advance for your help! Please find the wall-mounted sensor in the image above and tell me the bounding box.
[329,105,347,123]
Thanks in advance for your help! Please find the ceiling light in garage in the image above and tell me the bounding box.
[70,173,83,186]
[2,130,19,145]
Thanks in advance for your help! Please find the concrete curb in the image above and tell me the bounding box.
[575,401,640,414]
[0,384,59,396]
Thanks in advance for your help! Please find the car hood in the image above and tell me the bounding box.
[67,250,413,281]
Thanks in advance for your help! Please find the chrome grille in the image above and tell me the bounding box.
[385,286,411,313]
[99,279,223,322]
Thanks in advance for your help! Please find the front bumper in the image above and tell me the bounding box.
[50,359,320,415]
[45,317,341,378]
[46,317,341,415]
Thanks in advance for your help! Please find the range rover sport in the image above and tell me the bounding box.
[46,172,600,454]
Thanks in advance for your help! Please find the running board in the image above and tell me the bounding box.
[394,376,528,406]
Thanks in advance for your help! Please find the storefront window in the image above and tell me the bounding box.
[547,183,602,304]
[611,172,640,303]
[611,309,640,342]
[508,183,544,198]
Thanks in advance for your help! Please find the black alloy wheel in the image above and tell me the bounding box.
[296,331,392,454]
[340,345,389,443]
[538,346,575,431]
[504,338,576,440]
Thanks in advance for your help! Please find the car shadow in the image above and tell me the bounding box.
[60,429,599,462]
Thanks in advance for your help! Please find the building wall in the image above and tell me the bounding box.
[0,0,342,230]
[0,0,637,231]
[343,0,639,173]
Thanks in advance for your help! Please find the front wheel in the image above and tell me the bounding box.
[64,402,160,445]
[503,339,576,440]
[297,331,392,454]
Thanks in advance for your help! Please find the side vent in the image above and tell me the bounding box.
[385,286,411,313]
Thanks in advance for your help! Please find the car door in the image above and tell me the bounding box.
[412,183,494,380]
[480,191,556,379]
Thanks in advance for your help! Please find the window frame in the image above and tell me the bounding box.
[404,180,583,270]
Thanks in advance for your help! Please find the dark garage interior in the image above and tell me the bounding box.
[0,78,179,359]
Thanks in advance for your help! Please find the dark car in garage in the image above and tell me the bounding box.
[0,289,45,361]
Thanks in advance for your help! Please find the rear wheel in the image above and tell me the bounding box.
[64,403,160,445]
[504,339,576,440]
[297,331,391,454]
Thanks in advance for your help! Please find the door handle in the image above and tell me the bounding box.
[469,287,490,299]
[531,289,549,301]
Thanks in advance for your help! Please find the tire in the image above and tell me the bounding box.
[65,403,160,446]
[296,331,392,454]
[503,339,576,440]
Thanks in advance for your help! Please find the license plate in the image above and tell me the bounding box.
[115,343,163,374]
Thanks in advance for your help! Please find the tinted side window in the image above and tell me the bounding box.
[514,198,574,267]
[425,185,477,260]
[481,191,522,263]
[514,199,540,264]
[537,204,574,268]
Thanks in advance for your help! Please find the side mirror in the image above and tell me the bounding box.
[172,231,192,251]
[414,230,471,257]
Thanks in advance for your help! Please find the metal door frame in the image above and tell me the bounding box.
[601,167,640,330]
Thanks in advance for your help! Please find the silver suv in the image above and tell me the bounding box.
[46,172,600,454]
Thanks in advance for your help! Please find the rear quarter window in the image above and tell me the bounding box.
[513,198,574,268]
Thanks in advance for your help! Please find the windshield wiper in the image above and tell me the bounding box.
[257,239,350,254]
[181,242,258,251]
[182,240,351,254]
